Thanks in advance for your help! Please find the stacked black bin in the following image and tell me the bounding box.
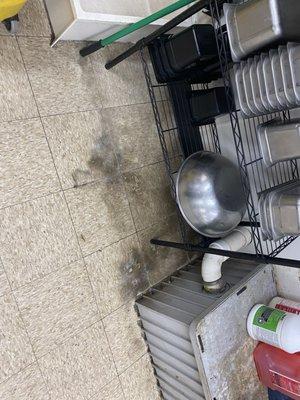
[148,25,230,158]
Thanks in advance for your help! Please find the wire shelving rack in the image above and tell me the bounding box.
[138,0,300,268]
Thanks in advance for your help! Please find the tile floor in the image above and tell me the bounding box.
[0,1,188,399]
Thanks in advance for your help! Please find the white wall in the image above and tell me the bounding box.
[273,239,300,302]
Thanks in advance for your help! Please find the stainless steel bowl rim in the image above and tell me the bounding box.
[176,151,247,237]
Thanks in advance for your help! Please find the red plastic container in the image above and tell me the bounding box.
[254,342,300,399]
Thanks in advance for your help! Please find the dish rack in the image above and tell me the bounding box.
[105,0,300,269]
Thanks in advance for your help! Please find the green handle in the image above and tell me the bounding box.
[101,0,197,46]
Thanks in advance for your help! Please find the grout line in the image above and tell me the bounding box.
[0,99,153,127]
[41,0,55,42]
[0,188,62,212]
[85,375,125,400]
[0,359,37,387]
[120,159,166,178]
[3,256,82,294]
[28,318,104,363]
[0,255,51,398]
[0,100,152,125]
[0,33,52,38]
[118,354,150,400]
[99,319,122,393]
[118,351,148,376]
[82,231,137,260]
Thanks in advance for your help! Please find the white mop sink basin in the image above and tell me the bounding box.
[45,0,206,45]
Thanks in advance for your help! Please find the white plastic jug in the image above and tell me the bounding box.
[247,304,300,354]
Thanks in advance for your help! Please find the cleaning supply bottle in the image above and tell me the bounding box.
[247,304,300,354]
[254,343,300,400]
[269,297,300,315]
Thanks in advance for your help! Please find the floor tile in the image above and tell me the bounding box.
[0,192,81,289]
[0,118,60,209]
[123,162,176,231]
[39,321,116,400]
[138,215,189,285]
[91,42,148,108]
[0,36,38,122]
[91,378,124,400]
[0,364,49,400]
[19,0,51,37]
[120,354,161,400]
[0,293,35,383]
[0,261,10,297]
[102,103,162,172]
[85,235,148,318]
[14,259,98,358]
[18,38,101,116]
[65,177,135,255]
[43,111,118,189]
[103,302,147,374]
[0,0,51,37]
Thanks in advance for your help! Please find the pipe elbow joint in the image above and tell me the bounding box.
[202,227,252,293]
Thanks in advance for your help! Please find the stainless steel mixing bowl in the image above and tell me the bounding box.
[176,151,247,238]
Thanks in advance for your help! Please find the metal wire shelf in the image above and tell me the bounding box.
[139,0,300,266]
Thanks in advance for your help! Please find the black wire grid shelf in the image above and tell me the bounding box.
[139,0,300,268]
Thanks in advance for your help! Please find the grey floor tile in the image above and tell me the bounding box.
[18,38,101,116]
[39,321,116,400]
[0,118,60,209]
[0,363,49,400]
[65,177,135,255]
[14,260,98,359]
[0,192,81,289]
[91,378,124,400]
[120,354,161,400]
[91,42,148,108]
[0,36,38,122]
[0,0,51,37]
[43,111,118,189]
[102,103,162,173]
[123,162,176,231]
[0,261,10,297]
[0,293,35,383]
[85,235,148,318]
[103,302,147,374]
[138,215,189,285]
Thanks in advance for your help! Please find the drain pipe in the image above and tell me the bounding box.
[202,226,252,293]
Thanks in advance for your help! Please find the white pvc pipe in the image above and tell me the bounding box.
[202,227,252,285]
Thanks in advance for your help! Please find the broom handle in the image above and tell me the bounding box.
[80,0,198,57]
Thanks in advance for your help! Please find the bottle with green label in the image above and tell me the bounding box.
[247,304,300,354]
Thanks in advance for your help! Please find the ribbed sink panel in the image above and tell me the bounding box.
[136,261,255,400]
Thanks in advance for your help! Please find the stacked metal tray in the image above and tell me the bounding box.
[233,43,300,118]
[224,0,300,62]
[258,118,300,167]
[259,180,300,241]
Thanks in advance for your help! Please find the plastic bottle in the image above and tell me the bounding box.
[254,343,300,400]
[247,304,300,354]
[269,297,300,315]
